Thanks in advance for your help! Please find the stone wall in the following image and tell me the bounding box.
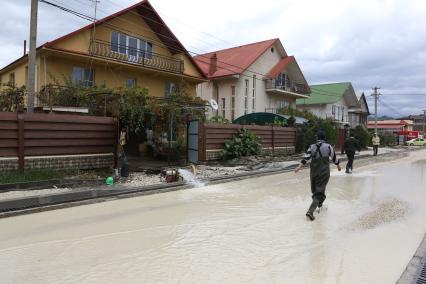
[205,146,295,161]
[0,153,113,171]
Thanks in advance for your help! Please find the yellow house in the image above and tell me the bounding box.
[0,0,206,101]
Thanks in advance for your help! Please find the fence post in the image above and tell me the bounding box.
[17,113,25,172]
[272,125,275,155]
[113,117,118,169]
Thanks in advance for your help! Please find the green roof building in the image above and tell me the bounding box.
[296,82,369,128]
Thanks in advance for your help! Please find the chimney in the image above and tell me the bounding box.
[24,40,27,56]
[209,53,217,76]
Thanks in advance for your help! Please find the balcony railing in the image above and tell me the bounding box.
[326,114,349,123]
[265,108,278,114]
[90,40,184,74]
[265,79,309,94]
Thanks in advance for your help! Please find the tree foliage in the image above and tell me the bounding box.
[0,84,25,112]
[37,76,206,131]
[209,116,230,124]
[354,125,370,149]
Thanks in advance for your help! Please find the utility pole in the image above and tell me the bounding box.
[27,0,39,113]
[372,87,381,134]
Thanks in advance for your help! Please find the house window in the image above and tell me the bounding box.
[164,82,177,97]
[244,79,249,114]
[9,73,15,86]
[111,32,153,60]
[278,100,288,109]
[126,78,136,88]
[119,33,127,54]
[221,98,226,117]
[231,86,235,121]
[341,106,345,121]
[72,67,94,87]
[146,42,153,59]
[111,31,120,52]
[128,37,138,59]
[252,75,256,112]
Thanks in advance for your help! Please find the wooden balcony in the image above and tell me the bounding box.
[90,40,184,74]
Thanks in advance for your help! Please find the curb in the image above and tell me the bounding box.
[0,179,104,193]
[397,234,426,283]
[0,181,188,218]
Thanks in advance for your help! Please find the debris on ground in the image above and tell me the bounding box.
[353,199,409,230]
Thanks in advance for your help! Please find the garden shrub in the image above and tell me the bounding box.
[221,129,262,159]
[354,125,370,148]
[209,116,230,124]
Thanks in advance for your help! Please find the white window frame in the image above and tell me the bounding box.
[72,66,94,87]
[221,98,226,118]
[111,32,153,61]
[231,86,235,121]
[252,75,256,113]
[126,78,136,88]
[244,79,249,114]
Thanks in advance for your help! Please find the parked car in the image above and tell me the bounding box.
[405,138,426,146]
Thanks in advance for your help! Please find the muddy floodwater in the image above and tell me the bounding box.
[1,151,426,283]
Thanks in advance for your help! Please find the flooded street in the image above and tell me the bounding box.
[1,150,426,283]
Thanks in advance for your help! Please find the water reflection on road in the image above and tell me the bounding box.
[0,151,425,283]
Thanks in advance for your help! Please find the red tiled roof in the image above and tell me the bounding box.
[1,0,205,77]
[193,39,278,78]
[367,124,404,129]
[367,120,413,126]
[266,56,294,78]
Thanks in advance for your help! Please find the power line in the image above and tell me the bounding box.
[39,0,279,83]
[100,0,235,47]
[40,0,264,78]
[378,97,406,118]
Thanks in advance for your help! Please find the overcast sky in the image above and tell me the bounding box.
[1,0,426,117]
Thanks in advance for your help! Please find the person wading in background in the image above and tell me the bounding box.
[343,133,361,174]
[295,130,341,221]
[372,133,380,156]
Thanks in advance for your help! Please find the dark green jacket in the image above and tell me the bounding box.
[344,137,361,153]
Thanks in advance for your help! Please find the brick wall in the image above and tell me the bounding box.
[0,153,113,171]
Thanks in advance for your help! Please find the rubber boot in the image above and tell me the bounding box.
[306,199,319,221]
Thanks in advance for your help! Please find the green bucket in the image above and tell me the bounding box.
[105,176,114,186]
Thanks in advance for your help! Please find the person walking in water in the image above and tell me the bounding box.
[372,133,380,156]
[343,133,361,174]
[295,130,341,221]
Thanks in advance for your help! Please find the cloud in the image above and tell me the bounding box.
[1,0,425,117]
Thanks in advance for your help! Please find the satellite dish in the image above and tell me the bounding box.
[210,99,218,110]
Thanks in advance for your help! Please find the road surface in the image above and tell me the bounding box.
[0,150,426,283]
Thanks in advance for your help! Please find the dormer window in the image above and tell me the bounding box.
[111,31,153,60]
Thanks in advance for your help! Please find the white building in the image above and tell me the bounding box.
[296,82,368,128]
[194,39,310,121]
